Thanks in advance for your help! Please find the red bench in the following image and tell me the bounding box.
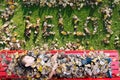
[0,50,120,80]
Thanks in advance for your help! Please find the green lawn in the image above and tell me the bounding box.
[0,1,120,52]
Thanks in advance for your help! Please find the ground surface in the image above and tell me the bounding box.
[0,0,120,52]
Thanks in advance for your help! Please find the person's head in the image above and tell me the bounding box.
[21,55,35,67]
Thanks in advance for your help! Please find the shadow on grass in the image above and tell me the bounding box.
[41,35,55,43]
[38,6,73,18]
[33,35,38,43]
[61,6,73,17]
[89,5,101,16]
[21,4,39,15]
[0,0,4,3]
[38,6,47,17]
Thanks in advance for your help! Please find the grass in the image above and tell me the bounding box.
[0,1,120,52]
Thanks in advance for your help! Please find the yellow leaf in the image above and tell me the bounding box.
[90,46,94,50]
[38,66,43,72]
[37,58,41,63]
[97,0,102,2]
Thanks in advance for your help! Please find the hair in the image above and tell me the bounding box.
[17,55,26,68]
